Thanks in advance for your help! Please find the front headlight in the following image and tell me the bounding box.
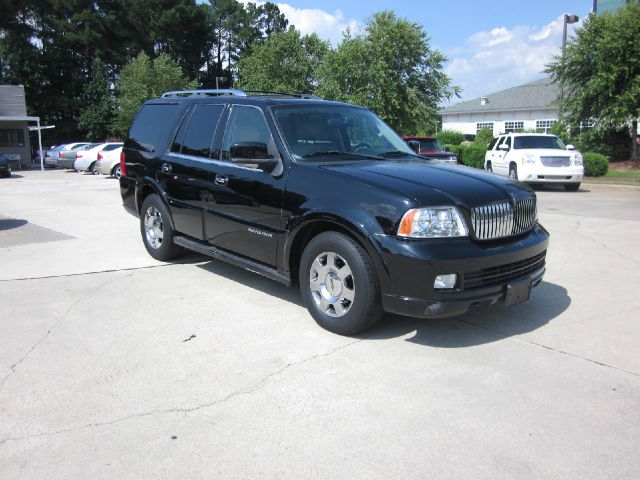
[398,207,468,238]
[572,152,583,166]
[522,153,536,165]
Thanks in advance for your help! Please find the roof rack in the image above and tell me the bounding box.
[161,89,247,98]
[160,88,319,99]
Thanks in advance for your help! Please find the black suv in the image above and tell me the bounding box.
[120,89,549,335]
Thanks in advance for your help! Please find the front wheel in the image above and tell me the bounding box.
[509,164,518,180]
[564,183,580,192]
[139,194,183,261]
[485,162,493,172]
[299,231,383,335]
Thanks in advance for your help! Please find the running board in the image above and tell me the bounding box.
[173,235,291,286]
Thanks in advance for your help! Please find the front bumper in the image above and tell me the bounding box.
[372,225,549,318]
[519,165,584,183]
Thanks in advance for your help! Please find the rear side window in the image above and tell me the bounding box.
[102,144,123,152]
[174,104,224,158]
[127,104,181,152]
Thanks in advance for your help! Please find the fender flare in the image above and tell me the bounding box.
[135,176,176,230]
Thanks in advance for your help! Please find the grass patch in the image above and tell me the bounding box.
[605,170,640,179]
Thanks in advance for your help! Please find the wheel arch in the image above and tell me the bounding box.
[135,177,176,230]
[283,214,390,288]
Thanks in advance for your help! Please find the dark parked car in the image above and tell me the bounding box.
[403,135,458,164]
[120,89,549,335]
[0,153,12,177]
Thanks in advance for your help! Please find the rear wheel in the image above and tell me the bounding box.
[140,194,182,261]
[90,162,98,175]
[299,231,383,335]
[564,183,580,192]
[111,164,122,179]
[509,164,518,180]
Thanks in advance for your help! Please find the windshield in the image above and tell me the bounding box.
[419,139,442,151]
[513,135,566,150]
[273,105,414,160]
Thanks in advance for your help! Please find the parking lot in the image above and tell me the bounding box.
[1,170,639,479]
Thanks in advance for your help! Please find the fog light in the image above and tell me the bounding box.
[434,274,457,289]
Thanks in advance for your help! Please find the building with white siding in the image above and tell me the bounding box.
[439,78,560,137]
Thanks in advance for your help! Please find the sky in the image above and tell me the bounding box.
[237,0,594,104]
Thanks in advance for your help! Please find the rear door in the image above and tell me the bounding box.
[204,105,286,266]
[160,103,226,240]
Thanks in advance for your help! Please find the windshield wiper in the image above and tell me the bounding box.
[379,150,416,158]
[300,151,381,160]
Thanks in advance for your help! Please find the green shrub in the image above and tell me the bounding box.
[577,127,630,161]
[474,129,494,148]
[583,152,608,176]
[460,146,486,169]
[436,129,465,146]
[445,144,486,169]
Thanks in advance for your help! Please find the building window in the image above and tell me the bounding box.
[0,128,25,147]
[536,120,556,133]
[476,122,494,133]
[580,119,595,130]
[504,121,524,133]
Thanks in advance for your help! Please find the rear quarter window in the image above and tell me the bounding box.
[127,103,181,152]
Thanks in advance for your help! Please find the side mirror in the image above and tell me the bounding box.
[498,143,510,151]
[566,144,575,150]
[230,142,277,171]
[407,140,420,153]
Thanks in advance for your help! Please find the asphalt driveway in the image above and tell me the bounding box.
[1,171,639,479]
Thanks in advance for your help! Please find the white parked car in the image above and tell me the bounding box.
[95,145,123,178]
[74,142,123,174]
[484,133,584,191]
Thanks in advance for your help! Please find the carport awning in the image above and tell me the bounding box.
[0,115,46,171]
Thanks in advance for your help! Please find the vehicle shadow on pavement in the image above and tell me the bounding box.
[196,259,305,306]
[364,281,571,347]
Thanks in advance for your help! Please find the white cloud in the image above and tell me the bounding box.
[444,15,583,103]
[239,1,360,45]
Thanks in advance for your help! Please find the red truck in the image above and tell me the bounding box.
[403,136,458,164]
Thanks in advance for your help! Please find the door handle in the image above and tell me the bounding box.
[215,174,228,186]
[161,163,172,173]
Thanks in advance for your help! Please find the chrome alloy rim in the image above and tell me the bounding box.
[144,206,164,249]
[114,166,122,179]
[309,251,355,318]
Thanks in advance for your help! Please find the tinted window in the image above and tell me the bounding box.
[222,106,277,162]
[128,103,181,152]
[513,135,565,150]
[505,137,512,149]
[488,137,498,150]
[418,139,442,151]
[180,105,223,158]
[102,143,123,151]
[171,106,194,153]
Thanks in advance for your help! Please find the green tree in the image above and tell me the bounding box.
[237,28,328,92]
[78,58,115,141]
[547,3,640,161]
[317,11,458,135]
[113,52,196,136]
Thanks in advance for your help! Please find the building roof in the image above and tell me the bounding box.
[0,85,28,116]
[439,77,559,115]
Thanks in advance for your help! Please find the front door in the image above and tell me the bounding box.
[204,105,286,267]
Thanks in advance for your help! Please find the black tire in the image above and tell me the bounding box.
[111,164,121,179]
[139,194,183,261]
[564,183,580,191]
[485,162,493,172]
[509,163,518,180]
[90,162,98,175]
[299,231,383,335]
[0,171,10,178]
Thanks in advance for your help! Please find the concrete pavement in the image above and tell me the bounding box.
[1,171,639,479]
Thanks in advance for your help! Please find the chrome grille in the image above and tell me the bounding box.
[540,156,571,167]
[471,197,537,240]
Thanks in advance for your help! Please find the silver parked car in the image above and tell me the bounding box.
[95,144,123,177]
[46,142,90,168]
[74,142,123,174]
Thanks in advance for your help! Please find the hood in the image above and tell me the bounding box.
[320,159,534,209]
